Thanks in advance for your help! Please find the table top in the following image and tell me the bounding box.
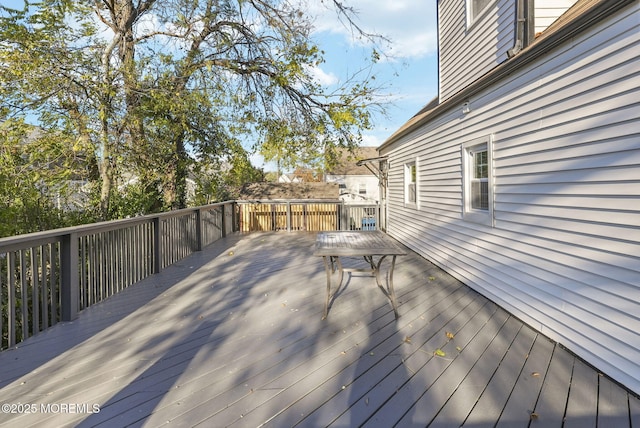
[314,231,407,257]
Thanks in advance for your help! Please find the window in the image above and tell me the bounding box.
[463,137,493,225]
[471,149,489,210]
[467,0,494,26]
[405,160,418,208]
[359,183,367,195]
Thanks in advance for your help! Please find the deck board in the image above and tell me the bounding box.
[530,344,575,427]
[0,232,636,428]
[564,358,599,428]
[459,320,538,427]
[428,316,523,427]
[495,334,555,428]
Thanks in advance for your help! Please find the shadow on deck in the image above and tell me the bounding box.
[0,232,638,427]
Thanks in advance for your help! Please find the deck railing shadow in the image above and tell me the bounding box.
[1,227,638,425]
[71,233,325,426]
[0,200,378,352]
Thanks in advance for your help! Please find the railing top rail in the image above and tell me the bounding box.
[0,201,235,251]
[0,199,380,251]
[236,199,343,204]
[236,199,378,205]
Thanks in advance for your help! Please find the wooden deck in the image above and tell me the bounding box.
[0,232,638,427]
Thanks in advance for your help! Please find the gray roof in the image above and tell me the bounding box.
[326,147,379,176]
[238,182,339,200]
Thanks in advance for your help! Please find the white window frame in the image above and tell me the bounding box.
[404,159,418,209]
[466,0,495,28]
[358,182,367,196]
[462,136,494,225]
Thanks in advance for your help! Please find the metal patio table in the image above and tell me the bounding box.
[314,231,407,320]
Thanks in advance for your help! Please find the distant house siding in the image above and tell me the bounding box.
[535,0,579,34]
[326,174,380,203]
[438,0,515,101]
[383,3,640,394]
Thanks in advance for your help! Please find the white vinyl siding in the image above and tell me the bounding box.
[535,0,579,35]
[439,0,515,101]
[382,3,640,395]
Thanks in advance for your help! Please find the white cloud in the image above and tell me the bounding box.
[304,0,437,60]
[306,65,340,86]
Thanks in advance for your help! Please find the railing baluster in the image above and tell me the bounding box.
[19,250,28,341]
[41,244,48,329]
[0,200,379,349]
[0,253,4,349]
[31,247,39,335]
[8,252,16,347]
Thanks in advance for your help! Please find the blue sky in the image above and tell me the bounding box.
[308,1,439,148]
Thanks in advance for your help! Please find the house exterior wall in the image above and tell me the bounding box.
[438,0,515,101]
[535,0,579,34]
[382,3,640,394]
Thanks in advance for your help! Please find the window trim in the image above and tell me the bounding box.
[404,158,419,209]
[358,182,367,196]
[466,0,495,28]
[462,136,494,226]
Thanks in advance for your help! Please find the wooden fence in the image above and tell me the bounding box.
[0,200,377,350]
[236,200,378,232]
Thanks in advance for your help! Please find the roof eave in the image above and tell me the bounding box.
[379,0,635,152]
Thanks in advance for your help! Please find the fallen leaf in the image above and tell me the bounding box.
[434,349,446,357]
[446,331,455,340]
[403,336,412,344]
[428,276,436,281]
[530,412,539,420]
[456,346,462,352]
[228,251,234,256]
[531,372,540,377]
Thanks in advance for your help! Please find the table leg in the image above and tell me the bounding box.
[388,255,400,319]
[322,256,344,320]
[373,255,400,319]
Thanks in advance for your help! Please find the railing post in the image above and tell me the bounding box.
[231,202,238,234]
[286,202,292,232]
[153,217,162,274]
[195,208,203,251]
[340,200,348,231]
[60,232,79,321]
[220,204,227,238]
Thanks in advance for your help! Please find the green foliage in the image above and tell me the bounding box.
[0,119,98,237]
[192,149,265,204]
[0,0,386,234]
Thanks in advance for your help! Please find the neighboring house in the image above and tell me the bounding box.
[379,0,640,395]
[325,146,380,203]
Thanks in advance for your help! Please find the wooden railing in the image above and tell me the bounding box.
[0,200,377,350]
